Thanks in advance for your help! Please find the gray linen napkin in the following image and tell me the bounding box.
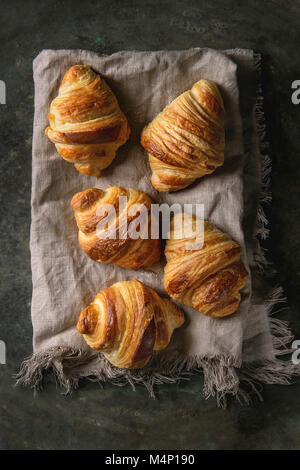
[17,48,299,407]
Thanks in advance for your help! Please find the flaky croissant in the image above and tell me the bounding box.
[141,79,225,192]
[77,280,185,369]
[71,186,161,269]
[45,65,130,176]
[164,214,248,317]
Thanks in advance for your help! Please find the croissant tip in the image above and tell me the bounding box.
[70,188,103,211]
[70,193,79,210]
[74,163,102,177]
[164,298,185,326]
[61,64,93,84]
[77,318,87,335]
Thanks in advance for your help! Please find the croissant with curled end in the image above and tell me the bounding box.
[77,280,185,369]
[164,214,248,318]
[45,65,130,176]
[71,186,161,269]
[141,79,225,192]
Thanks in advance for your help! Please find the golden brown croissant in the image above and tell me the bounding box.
[77,280,185,369]
[164,214,248,317]
[141,79,225,192]
[71,186,161,269]
[45,65,130,176]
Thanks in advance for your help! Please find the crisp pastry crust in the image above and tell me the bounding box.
[141,79,225,192]
[164,214,248,317]
[45,65,130,176]
[71,186,161,269]
[77,280,185,369]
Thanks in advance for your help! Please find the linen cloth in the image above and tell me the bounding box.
[18,48,297,405]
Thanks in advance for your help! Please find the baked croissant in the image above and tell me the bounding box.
[45,65,130,176]
[77,280,185,369]
[141,79,225,192]
[71,186,161,269]
[164,214,248,317]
